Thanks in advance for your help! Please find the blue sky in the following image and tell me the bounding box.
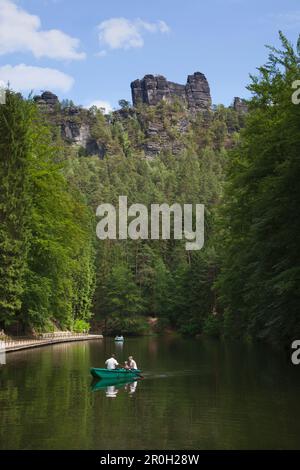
[0,0,299,111]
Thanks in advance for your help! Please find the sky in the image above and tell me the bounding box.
[0,0,299,111]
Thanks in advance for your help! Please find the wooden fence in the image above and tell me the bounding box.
[2,333,103,353]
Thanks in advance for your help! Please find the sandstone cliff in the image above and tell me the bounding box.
[34,73,247,159]
[131,72,211,112]
[34,91,105,158]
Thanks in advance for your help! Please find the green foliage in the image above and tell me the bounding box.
[0,92,96,331]
[72,319,90,333]
[0,92,34,327]
[202,314,223,337]
[104,314,150,336]
[66,94,234,337]
[61,99,75,109]
[4,36,296,344]
[105,264,144,318]
[217,32,300,344]
[118,99,131,110]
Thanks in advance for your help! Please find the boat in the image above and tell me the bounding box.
[90,367,142,380]
[114,336,124,342]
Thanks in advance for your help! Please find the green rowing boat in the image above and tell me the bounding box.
[90,367,141,380]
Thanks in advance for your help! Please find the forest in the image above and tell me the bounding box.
[0,33,299,345]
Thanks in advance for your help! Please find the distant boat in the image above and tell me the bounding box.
[90,367,141,380]
[114,335,124,342]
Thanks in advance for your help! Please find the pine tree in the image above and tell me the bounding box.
[0,92,33,328]
[217,33,300,343]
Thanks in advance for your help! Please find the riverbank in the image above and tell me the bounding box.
[2,334,103,353]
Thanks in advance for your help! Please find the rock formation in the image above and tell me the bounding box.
[33,75,247,159]
[34,91,105,158]
[34,91,60,112]
[233,97,248,114]
[131,72,211,112]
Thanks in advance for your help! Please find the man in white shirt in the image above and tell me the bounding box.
[105,354,119,370]
[128,356,137,369]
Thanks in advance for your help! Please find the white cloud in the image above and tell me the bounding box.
[157,20,170,34]
[98,17,170,52]
[95,50,107,58]
[0,0,85,60]
[0,64,74,92]
[86,100,113,114]
[267,11,300,29]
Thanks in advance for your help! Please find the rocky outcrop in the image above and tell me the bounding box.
[34,92,105,158]
[33,78,247,160]
[185,73,212,111]
[141,119,187,158]
[233,97,248,114]
[34,91,60,112]
[131,72,211,112]
[130,72,212,157]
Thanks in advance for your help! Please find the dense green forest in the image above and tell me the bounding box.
[0,33,299,344]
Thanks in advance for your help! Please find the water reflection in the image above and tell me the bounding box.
[106,385,119,398]
[1,337,300,449]
[91,377,140,398]
[114,341,124,352]
[125,381,138,396]
[0,340,5,365]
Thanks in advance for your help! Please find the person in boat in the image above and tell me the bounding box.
[105,354,119,370]
[128,356,137,370]
[123,360,130,370]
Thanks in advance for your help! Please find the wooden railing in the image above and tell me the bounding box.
[2,332,102,352]
[37,331,89,339]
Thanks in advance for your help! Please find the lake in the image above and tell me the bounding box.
[0,336,300,449]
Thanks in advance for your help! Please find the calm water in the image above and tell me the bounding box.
[0,336,300,450]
